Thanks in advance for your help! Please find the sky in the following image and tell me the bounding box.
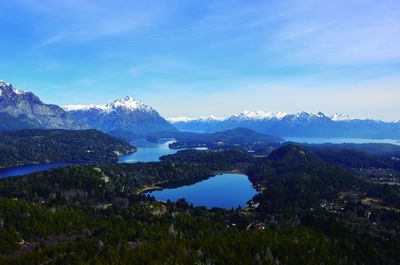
[0,0,399,120]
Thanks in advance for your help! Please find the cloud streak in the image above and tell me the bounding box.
[11,0,172,46]
[193,0,400,66]
[0,0,399,120]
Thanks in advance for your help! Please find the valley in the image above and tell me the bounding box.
[0,142,399,264]
[0,81,399,264]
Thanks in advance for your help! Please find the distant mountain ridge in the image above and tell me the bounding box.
[2,80,399,139]
[169,110,400,139]
[168,110,398,123]
[0,81,175,137]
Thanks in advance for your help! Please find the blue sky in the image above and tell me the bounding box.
[0,0,399,120]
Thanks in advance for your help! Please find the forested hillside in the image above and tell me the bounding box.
[0,145,399,264]
[0,129,135,168]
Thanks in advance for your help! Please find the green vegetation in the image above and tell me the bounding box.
[0,129,135,168]
[0,144,399,264]
[0,162,214,203]
[305,143,400,156]
[149,127,283,150]
[303,144,400,169]
[301,143,400,184]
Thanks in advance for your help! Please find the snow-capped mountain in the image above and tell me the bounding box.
[167,115,224,123]
[228,110,288,121]
[64,96,176,136]
[1,80,399,139]
[63,96,155,113]
[169,110,400,139]
[331,113,353,121]
[169,111,326,125]
[167,115,225,132]
[0,81,176,137]
[0,81,84,130]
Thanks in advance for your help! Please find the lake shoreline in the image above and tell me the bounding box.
[135,185,164,195]
[139,169,248,194]
[0,150,133,179]
[0,161,94,179]
[142,172,258,209]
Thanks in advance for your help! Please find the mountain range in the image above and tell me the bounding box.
[0,81,175,137]
[168,110,400,139]
[1,80,399,140]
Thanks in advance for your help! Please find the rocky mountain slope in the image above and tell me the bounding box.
[0,81,175,137]
[0,81,84,130]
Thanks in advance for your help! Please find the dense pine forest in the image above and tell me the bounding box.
[0,143,399,264]
[0,129,135,168]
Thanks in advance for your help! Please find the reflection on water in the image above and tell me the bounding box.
[118,139,179,163]
[146,173,258,209]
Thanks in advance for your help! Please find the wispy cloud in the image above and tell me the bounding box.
[1,0,399,120]
[271,1,400,65]
[14,0,172,46]
[190,0,400,66]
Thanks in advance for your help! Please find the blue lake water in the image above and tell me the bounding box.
[285,137,400,146]
[0,139,177,179]
[0,162,78,179]
[146,173,258,209]
[2,137,398,179]
[118,139,178,163]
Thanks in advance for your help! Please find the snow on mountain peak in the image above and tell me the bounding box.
[63,96,154,113]
[167,115,224,123]
[0,81,26,96]
[168,111,367,124]
[167,117,195,123]
[105,96,153,111]
[295,111,324,118]
[331,113,352,121]
[170,111,334,123]
[232,110,288,120]
[0,80,11,87]
[63,104,102,111]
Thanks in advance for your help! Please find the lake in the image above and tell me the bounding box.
[0,139,177,179]
[0,162,79,179]
[285,137,400,146]
[145,173,258,209]
[118,139,179,163]
[2,136,398,179]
